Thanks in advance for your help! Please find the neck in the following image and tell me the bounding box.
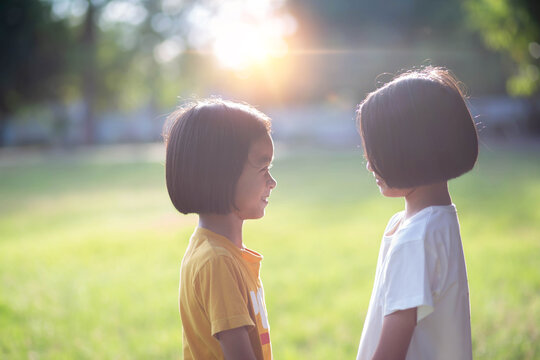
[198,212,244,248]
[404,181,452,220]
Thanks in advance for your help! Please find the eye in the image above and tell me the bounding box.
[260,163,273,172]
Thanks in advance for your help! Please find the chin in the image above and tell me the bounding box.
[380,186,410,198]
[380,189,397,198]
[241,210,265,220]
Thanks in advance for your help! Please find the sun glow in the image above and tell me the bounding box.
[187,0,296,70]
[212,23,287,69]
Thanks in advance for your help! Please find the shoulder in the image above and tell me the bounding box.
[182,235,239,278]
[385,211,405,232]
[393,205,458,248]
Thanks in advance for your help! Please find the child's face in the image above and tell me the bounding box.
[366,161,414,198]
[234,134,277,220]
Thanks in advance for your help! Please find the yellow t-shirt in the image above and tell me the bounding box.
[179,227,272,360]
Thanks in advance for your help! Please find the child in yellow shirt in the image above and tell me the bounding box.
[164,99,277,359]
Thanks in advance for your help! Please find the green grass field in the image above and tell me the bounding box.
[1,144,539,359]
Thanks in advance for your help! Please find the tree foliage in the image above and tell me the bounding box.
[463,0,540,96]
[3,0,540,146]
[0,0,71,144]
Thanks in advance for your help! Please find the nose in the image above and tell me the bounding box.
[268,174,277,189]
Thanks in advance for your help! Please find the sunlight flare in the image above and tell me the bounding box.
[187,0,296,70]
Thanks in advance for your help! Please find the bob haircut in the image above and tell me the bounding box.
[164,98,271,215]
[357,66,478,189]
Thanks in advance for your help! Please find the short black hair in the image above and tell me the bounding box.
[357,66,478,188]
[164,98,271,214]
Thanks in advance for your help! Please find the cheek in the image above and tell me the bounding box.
[234,177,259,205]
[375,178,401,197]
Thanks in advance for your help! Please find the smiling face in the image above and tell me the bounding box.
[233,133,277,220]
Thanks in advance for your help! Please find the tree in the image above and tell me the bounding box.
[50,0,193,144]
[0,0,71,146]
[80,0,98,144]
[463,0,540,96]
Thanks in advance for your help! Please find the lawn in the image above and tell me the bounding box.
[0,144,539,359]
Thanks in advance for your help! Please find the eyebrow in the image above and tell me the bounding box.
[258,155,273,164]
[251,155,273,168]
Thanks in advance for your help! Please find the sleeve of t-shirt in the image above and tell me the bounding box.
[194,256,255,336]
[382,239,435,323]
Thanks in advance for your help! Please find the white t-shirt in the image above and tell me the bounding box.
[357,205,472,360]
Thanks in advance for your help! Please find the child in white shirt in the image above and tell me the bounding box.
[355,67,478,360]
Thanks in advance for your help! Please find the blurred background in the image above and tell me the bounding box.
[1,0,539,359]
[1,0,540,146]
